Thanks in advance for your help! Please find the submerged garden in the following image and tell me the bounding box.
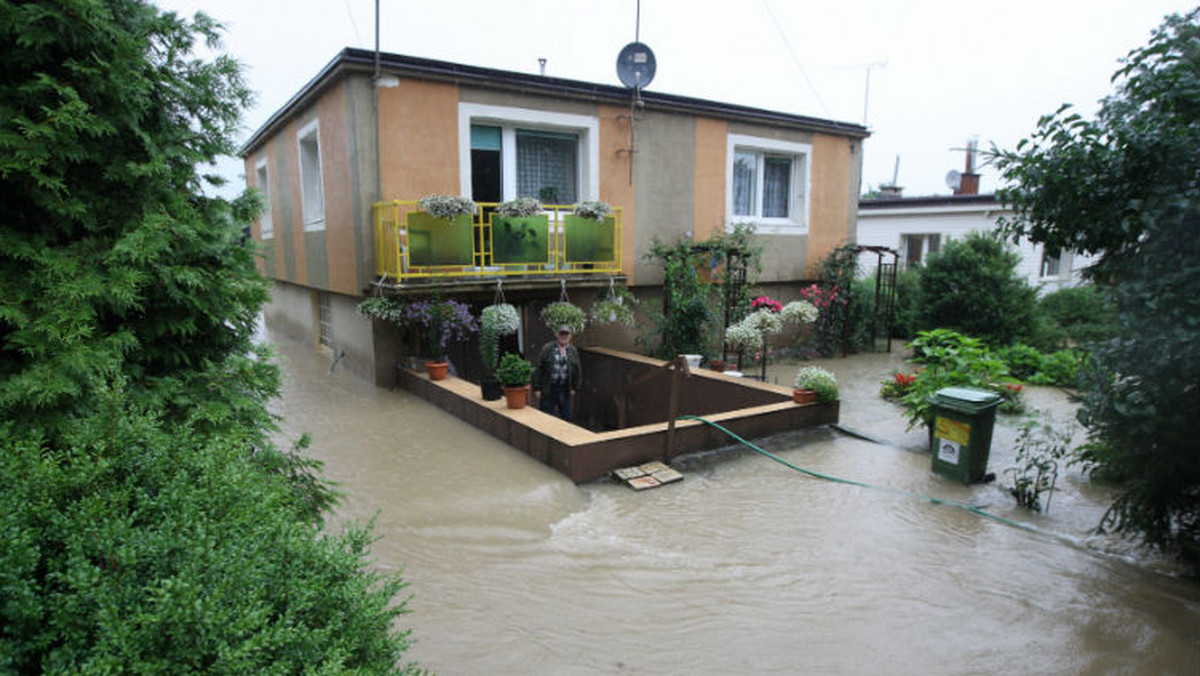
[1,2,1197,675]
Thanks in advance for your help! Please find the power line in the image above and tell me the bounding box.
[761,0,829,116]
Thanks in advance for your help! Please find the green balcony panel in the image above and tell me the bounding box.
[564,215,616,264]
[407,212,474,267]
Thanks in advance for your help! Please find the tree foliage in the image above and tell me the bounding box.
[1,0,419,669]
[996,9,1200,571]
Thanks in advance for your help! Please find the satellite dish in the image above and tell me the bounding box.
[616,41,656,89]
[945,170,962,191]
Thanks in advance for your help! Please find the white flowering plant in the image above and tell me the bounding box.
[794,365,838,402]
[480,303,520,373]
[781,300,819,325]
[418,194,476,220]
[589,286,639,328]
[572,200,612,221]
[541,301,587,334]
[724,321,762,352]
[494,197,542,218]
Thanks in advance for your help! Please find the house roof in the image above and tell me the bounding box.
[240,48,870,156]
[859,193,1000,209]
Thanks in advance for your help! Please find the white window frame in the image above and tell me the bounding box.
[254,157,273,240]
[297,119,325,232]
[726,133,810,235]
[458,103,600,202]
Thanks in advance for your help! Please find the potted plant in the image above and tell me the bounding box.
[589,284,639,328]
[418,194,476,220]
[540,301,586,335]
[572,200,612,221]
[495,352,533,409]
[404,298,477,379]
[794,365,838,404]
[479,303,520,399]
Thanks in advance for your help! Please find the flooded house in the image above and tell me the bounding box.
[240,47,869,387]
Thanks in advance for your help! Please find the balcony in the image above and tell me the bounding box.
[371,200,623,289]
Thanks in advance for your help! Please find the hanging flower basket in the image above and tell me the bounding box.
[589,285,639,328]
[541,301,587,335]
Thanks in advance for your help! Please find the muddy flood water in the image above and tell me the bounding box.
[268,332,1199,675]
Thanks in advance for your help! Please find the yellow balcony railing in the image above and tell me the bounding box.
[373,200,623,282]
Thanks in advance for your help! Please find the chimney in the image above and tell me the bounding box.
[956,173,979,195]
[954,139,980,195]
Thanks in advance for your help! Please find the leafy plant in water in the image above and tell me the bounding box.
[1005,417,1072,513]
[897,329,1022,428]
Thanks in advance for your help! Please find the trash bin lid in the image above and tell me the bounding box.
[928,387,1002,414]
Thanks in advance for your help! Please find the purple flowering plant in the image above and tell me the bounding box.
[405,298,477,360]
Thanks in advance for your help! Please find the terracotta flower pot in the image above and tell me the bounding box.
[503,385,530,410]
[425,360,449,381]
[710,359,727,372]
[793,388,818,404]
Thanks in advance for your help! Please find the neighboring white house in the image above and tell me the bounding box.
[856,193,1093,295]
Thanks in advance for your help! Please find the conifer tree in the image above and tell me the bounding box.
[0,1,419,669]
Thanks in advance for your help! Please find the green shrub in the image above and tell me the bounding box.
[495,352,533,387]
[993,343,1045,380]
[918,232,1039,346]
[1038,285,1119,347]
[890,266,925,339]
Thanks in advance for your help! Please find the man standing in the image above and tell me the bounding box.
[532,325,582,421]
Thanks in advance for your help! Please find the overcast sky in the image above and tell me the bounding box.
[160,0,1195,198]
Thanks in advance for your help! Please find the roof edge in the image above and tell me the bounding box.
[240,48,870,156]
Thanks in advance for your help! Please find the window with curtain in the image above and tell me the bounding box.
[516,129,578,204]
[728,136,806,228]
[733,151,757,216]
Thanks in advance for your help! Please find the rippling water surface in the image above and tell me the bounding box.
[269,335,1199,675]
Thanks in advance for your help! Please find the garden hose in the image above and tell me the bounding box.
[677,415,1086,550]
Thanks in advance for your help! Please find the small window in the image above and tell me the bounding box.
[317,292,332,348]
[902,234,941,268]
[254,158,273,239]
[727,134,810,233]
[298,120,325,231]
[1041,250,1061,277]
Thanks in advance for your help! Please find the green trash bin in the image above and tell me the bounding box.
[928,387,1003,484]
